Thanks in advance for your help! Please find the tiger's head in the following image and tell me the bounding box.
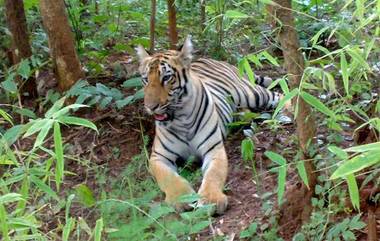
[136,36,193,122]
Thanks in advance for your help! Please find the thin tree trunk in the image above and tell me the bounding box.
[5,0,37,98]
[167,0,178,49]
[40,0,84,92]
[150,0,156,52]
[271,0,317,223]
[367,207,378,241]
[200,0,206,32]
[94,0,99,15]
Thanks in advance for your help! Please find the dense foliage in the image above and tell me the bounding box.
[0,0,379,240]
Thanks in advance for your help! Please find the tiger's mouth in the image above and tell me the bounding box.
[154,113,169,121]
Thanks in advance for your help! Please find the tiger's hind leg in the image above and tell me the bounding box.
[149,153,195,212]
[197,144,228,215]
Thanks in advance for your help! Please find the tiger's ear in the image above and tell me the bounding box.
[135,45,150,63]
[178,35,193,66]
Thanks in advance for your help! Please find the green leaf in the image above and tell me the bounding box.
[45,97,66,118]
[242,58,255,85]
[94,218,104,241]
[51,104,88,119]
[133,88,144,100]
[17,59,31,79]
[342,230,356,241]
[65,194,75,221]
[265,151,286,166]
[62,217,74,241]
[300,91,335,118]
[32,119,54,148]
[328,145,349,159]
[14,108,37,119]
[23,119,47,138]
[345,142,380,153]
[241,138,254,161]
[225,10,249,19]
[296,161,309,189]
[54,122,64,191]
[115,96,134,109]
[349,215,366,229]
[78,217,92,236]
[0,204,9,241]
[346,174,360,210]
[122,77,143,88]
[99,96,113,109]
[311,26,330,46]
[30,175,59,201]
[260,51,280,67]
[331,151,380,179]
[150,205,175,219]
[265,151,287,204]
[190,220,210,234]
[57,116,98,133]
[0,155,16,165]
[1,75,18,93]
[340,52,350,97]
[0,109,13,125]
[177,193,201,203]
[273,88,298,117]
[0,193,24,204]
[75,184,96,207]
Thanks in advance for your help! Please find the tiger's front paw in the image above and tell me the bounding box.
[198,189,228,215]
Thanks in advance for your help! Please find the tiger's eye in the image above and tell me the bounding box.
[162,75,172,83]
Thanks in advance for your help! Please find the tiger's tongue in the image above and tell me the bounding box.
[154,114,168,121]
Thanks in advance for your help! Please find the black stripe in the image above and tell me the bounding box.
[157,135,181,158]
[192,88,209,132]
[196,123,219,149]
[153,151,175,165]
[203,140,222,157]
[166,128,188,144]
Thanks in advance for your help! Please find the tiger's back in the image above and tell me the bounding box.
[191,58,281,131]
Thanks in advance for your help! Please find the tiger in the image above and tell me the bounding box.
[136,36,282,214]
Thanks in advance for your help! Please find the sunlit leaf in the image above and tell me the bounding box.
[94,218,104,241]
[296,161,309,189]
[32,120,54,148]
[265,151,287,204]
[260,51,280,67]
[0,109,13,125]
[328,145,348,159]
[0,193,24,204]
[225,10,249,19]
[62,217,74,241]
[300,91,335,118]
[57,116,98,133]
[331,151,380,179]
[45,97,66,118]
[340,52,350,97]
[241,138,255,161]
[273,88,298,118]
[75,184,96,207]
[345,142,380,153]
[346,174,360,210]
[54,122,64,191]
